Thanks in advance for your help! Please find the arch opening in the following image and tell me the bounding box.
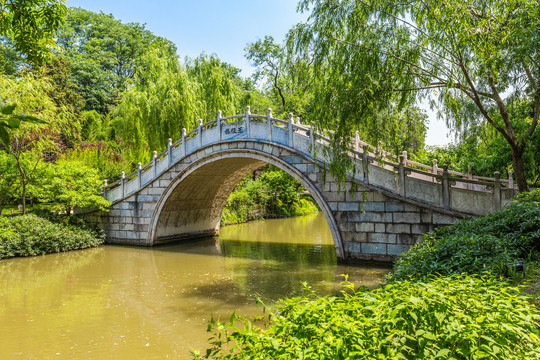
[148,149,345,259]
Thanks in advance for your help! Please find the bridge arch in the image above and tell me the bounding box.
[147,144,345,259]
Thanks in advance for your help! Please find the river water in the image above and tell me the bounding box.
[0,213,391,359]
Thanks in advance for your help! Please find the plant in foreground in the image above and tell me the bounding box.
[193,275,540,360]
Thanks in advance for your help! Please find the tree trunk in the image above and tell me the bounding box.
[21,180,27,215]
[510,145,530,193]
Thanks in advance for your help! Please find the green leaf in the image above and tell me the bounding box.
[0,104,16,115]
[0,125,10,150]
[15,114,47,124]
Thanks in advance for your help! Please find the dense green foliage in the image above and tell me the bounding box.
[287,0,539,191]
[0,0,68,64]
[0,214,104,259]
[194,276,540,360]
[221,166,318,224]
[389,199,540,282]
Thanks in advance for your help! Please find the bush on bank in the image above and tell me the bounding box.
[221,165,319,224]
[388,200,540,282]
[0,214,104,259]
[194,275,540,360]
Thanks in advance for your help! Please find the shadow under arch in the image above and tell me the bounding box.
[147,146,345,259]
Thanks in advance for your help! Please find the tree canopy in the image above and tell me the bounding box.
[289,0,539,191]
[0,0,68,65]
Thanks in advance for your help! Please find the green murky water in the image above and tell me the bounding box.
[0,213,390,359]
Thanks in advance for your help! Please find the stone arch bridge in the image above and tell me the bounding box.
[79,109,517,262]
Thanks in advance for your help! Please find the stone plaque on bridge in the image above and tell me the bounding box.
[222,122,247,140]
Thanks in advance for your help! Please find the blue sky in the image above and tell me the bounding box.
[65,0,451,146]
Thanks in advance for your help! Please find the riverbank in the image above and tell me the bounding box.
[196,190,540,359]
[221,165,320,225]
[0,214,105,259]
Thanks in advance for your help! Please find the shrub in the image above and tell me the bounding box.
[0,214,104,259]
[389,202,540,282]
[194,275,540,360]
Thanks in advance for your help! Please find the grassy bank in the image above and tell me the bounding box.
[195,190,540,359]
[0,214,105,259]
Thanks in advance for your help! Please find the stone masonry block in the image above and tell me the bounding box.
[294,164,308,172]
[338,202,359,212]
[393,212,421,224]
[386,224,411,234]
[282,155,303,164]
[368,233,396,244]
[341,231,354,242]
[345,241,361,254]
[134,223,149,232]
[146,187,164,195]
[308,173,317,183]
[141,202,155,211]
[387,244,410,256]
[385,202,405,212]
[253,143,264,151]
[404,203,419,212]
[397,234,415,245]
[262,144,272,154]
[412,224,432,235]
[355,222,375,232]
[421,212,433,223]
[338,222,355,232]
[229,142,238,149]
[137,195,158,202]
[121,223,134,231]
[328,202,338,211]
[352,232,368,242]
[348,212,383,223]
[361,243,387,255]
[323,191,345,202]
[433,213,457,225]
[360,202,385,212]
[374,223,385,233]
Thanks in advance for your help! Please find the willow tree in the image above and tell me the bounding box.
[289,0,539,192]
[186,54,245,121]
[113,48,200,155]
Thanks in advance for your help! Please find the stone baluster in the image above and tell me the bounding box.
[442,164,450,210]
[508,171,514,189]
[121,171,125,198]
[398,155,406,197]
[467,165,473,190]
[245,106,251,138]
[432,159,438,182]
[182,128,187,156]
[296,117,300,126]
[288,113,294,147]
[362,145,369,183]
[493,171,501,211]
[137,162,142,189]
[217,110,222,141]
[401,151,408,167]
[198,119,203,148]
[355,131,359,152]
[167,138,172,167]
[103,179,108,197]
[267,108,272,141]
[310,122,314,149]
[152,151,157,178]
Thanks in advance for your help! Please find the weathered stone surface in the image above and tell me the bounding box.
[79,139,470,263]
